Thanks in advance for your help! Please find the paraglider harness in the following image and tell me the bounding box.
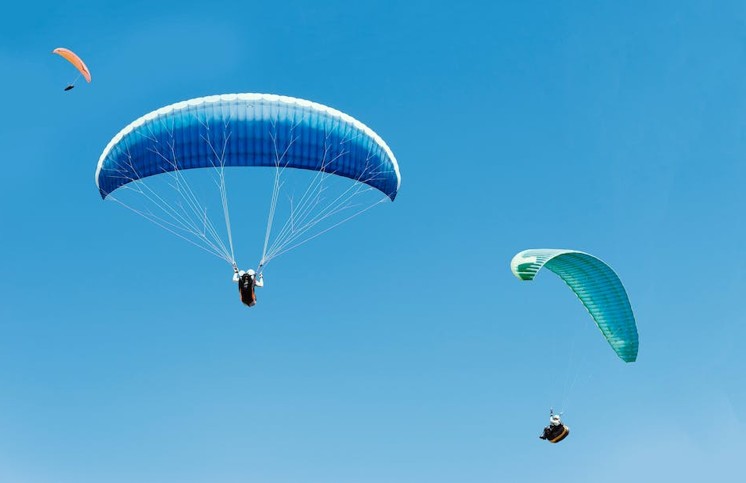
[238,272,257,307]
[540,410,569,443]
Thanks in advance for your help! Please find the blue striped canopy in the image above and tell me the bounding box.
[95,94,401,200]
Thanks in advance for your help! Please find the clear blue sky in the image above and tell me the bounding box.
[1,1,745,481]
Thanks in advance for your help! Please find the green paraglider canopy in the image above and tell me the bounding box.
[511,249,639,363]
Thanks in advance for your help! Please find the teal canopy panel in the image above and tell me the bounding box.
[511,249,638,363]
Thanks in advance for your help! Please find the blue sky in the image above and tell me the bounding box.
[1,0,745,481]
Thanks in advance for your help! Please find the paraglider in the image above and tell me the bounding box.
[511,249,638,442]
[511,249,638,362]
[539,410,569,443]
[96,93,401,305]
[52,47,91,91]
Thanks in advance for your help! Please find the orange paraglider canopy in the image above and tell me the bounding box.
[52,48,91,83]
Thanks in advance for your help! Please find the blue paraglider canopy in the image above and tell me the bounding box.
[96,93,400,201]
[95,93,401,271]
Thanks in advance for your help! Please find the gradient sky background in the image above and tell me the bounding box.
[1,1,745,481]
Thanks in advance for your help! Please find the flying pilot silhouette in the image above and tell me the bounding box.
[539,410,569,443]
[233,266,264,307]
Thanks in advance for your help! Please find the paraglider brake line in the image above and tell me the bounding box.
[64,73,81,91]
